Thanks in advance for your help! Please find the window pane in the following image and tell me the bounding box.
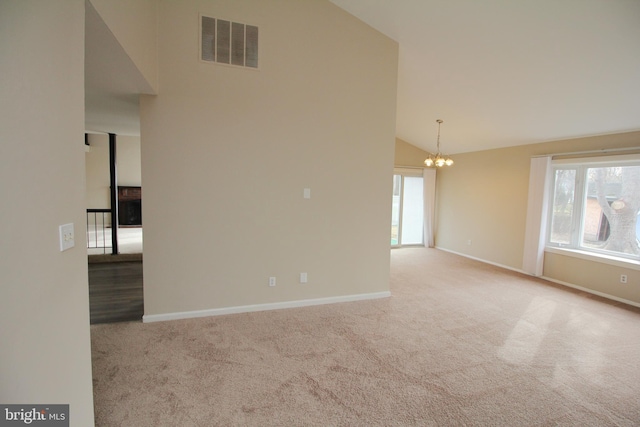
[391,175,401,245]
[581,166,640,256]
[550,169,576,245]
[400,176,423,245]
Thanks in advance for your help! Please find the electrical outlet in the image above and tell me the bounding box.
[269,277,276,287]
[300,272,308,283]
[620,274,627,284]
[467,239,472,246]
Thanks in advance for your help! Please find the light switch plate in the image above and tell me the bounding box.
[59,223,75,252]
[303,188,311,199]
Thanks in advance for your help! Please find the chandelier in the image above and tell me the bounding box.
[424,119,453,167]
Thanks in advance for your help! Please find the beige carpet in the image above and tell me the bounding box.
[91,248,640,426]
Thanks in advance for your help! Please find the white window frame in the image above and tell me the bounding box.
[546,154,640,268]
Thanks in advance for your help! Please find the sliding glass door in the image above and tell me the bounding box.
[391,175,402,245]
[391,171,424,246]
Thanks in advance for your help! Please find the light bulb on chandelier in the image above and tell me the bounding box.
[424,119,453,168]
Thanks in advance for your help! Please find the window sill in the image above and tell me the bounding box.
[545,246,640,271]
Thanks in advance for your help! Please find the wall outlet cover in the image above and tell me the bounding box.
[59,223,75,252]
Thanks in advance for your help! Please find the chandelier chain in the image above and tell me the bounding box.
[424,119,453,168]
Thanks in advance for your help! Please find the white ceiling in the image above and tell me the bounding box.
[85,1,640,153]
[330,0,640,154]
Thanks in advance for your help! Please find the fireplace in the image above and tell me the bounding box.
[118,186,142,226]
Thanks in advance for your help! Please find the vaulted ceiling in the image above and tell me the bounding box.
[330,0,640,154]
[85,1,640,153]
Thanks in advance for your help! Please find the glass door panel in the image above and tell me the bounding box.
[400,176,424,245]
[391,173,424,246]
[391,175,401,245]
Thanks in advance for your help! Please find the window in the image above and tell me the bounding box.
[548,156,640,261]
[391,172,424,246]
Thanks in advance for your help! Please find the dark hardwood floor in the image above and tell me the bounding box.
[88,261,143,324]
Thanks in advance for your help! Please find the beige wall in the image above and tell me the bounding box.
[89,0,158,92]
[395,138,430,168]
[117,136,142,186]
[140,0,398,316]
[86,134,142,209]
[436,130,640,304]
[544,251,640,304]
[0,1,95,425]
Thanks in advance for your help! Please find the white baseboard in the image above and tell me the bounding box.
[435,246,640,309]
[142,291,392,323]
[541,276,640,309]
[435,247,527,275]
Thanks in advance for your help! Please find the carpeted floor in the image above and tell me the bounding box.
[91,248,640,426]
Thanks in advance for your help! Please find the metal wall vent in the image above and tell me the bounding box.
[201,16,258,68]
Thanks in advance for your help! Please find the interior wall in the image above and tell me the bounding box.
[544,251,639,305]
[117,136,143,186]
[0,1,95,425]
[140,0,398,317]
[436,130,640,304]
[395,138,430,168]
[85,135,110,209]
[88,0,158,92]
[85,134,142,209]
